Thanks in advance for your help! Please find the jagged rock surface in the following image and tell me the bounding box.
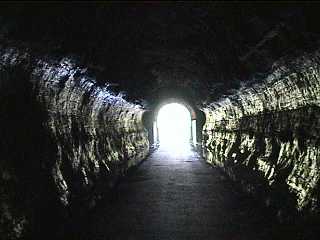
[202,50,320,218]
[0,46,149,239]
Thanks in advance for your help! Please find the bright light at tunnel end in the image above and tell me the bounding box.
[156,103,195,148]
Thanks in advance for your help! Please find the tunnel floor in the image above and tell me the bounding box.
[78,144,299,240]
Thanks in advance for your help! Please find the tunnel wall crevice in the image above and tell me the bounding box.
[0,46,149,239]
[202,50,320,219]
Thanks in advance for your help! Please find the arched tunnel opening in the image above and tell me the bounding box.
[1,2,320,240]
[155,102,192,146]
[142,99,206,149]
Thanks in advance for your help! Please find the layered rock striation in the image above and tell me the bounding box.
[0,46,149,239]
[202,50,320,219]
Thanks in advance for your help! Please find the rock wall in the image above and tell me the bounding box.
[202,50,320,219]
[0,46,149,239]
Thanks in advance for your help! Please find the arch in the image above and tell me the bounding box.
[153,98,197,121]
[142,98,206,147]
[156,102,192,145]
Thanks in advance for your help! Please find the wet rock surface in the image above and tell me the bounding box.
[202,50,320,219]
[0,46,149,239]
[1,3,320,239]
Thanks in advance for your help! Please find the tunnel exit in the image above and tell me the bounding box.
[154,103,196,147]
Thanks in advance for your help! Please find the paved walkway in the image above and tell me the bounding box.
[81,144,292,240]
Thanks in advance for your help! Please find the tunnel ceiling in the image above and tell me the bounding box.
[1,2,320,107]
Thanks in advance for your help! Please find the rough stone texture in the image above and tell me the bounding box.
[2,3,319,105]
[1,4,320,238]
[202,50,320,218]
[0,46,149,239]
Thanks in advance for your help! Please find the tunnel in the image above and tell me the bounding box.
[1,2,320,240]
[148,99,201,147]
[156,102,193,145]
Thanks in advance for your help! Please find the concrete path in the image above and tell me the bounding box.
[82,144,293,240]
